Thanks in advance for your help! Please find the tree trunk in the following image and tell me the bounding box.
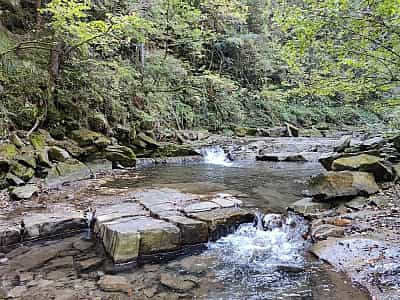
[48,42,62,94]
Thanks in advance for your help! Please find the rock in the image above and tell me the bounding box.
[333,135,351,152]
[10,162,34,181]
[113,125,131,144]
[0,159,10,173]
[256,153,307,162]
[54,140,86,158]
[10,133,24,148]
[234,127,247,137]
[136,132,159,148]
[72,239,93,252]
[22,211,85,240]
[97,275,131,293]
[308,171,379,200]
[36,148,52,168]
[153,143,200,158]
[10,184,38,200]
[7,285,27,298]
[8,245,62,271]
[311,224,345,240]
[188,208,254,240]
[15,154,36,169]
[105,145,136,167]
[160,273,198,292]
[177,130,209,141]
[29,132,47,150]
[53,289,77,300]
[345,196,368,210]
[0,143,17,159]
[332,154,394,182]
[299,128,323,137]
[43,256,74,271]
[360,136,385,150]
[100,216,180,261]
[286,123,299,137]
[266,126,287,137]
[77,257,103,271]
[48,146,71,162]
[163,216,208,245]
[5,173,24,186]
[318,152,342,170]
[88,113,110,134]
[46,159,91,186]
[289,198,331,216]
[70,129,107,147]
[183,201,219,213]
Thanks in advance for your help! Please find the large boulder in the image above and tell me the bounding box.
[331,154,394,182]
[153,143,200,158]
[47,159,91,186]
[105,145,136,167]
[360,136,386,150]
[135,132,159,148]
[308,171,379,200]
[29,132,48,150]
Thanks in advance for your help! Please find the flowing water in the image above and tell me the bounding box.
[101,147,369,299]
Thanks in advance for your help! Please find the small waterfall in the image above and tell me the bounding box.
[254,210,265,231]
[84,207,96,240]
[201,146,232,166]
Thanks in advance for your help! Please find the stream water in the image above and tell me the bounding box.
[100,147,369,299]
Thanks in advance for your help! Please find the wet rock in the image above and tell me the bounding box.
[160,272,198,292]
[308,171,379,200]
[105,145,136,167]
[163,216,208,244]
[311,224,345,240]
[177,130,209,141]
[9,246,61,271]
[48,146,71,162]
[43,256,74,271]
[318,152,342,170]
[256,153,307,162]
[95,202,150,228]
[72,238,93,252]
[332,154,394,182]
[53,289,77,300]
[10,184,38,200]
[169,256,216,275]
[136,132,159,148]
[98,275,131,293]
[289,198,331,216]
[333,135,351,153]
[153,143,200,158]
[189,208,254,240]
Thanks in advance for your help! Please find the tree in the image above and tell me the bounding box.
[275,0,400,102]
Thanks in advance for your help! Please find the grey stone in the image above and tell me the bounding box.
[6,173,24,186]
[48,146,71,162]
[311,224,345,240]
[10,184,38,200]
[163,215,208,244]
[97,275,131,293]
[289,198,331,216]
[334,135,351,152]
[160,272,198,292]
[183,201,219,213]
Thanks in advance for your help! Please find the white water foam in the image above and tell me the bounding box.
[202,146,232,166]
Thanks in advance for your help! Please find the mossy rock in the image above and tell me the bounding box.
[105,145,136,167]
[70,129,106,147]
[10,162,35,181]
[54,140,86,158]
[136,132,159,148]
[36,148,52,168]
[47,159,91,184]
[234,127,247,137]
[49,127,66,140]
[153,144,200,158]
[89,113,110,134]
[15,154,37,169]
[0,143,18,159]
[30,132,47,150]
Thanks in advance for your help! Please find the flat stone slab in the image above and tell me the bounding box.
[183,201,219,213]
[131,188,199,208]
[163,215,208,245]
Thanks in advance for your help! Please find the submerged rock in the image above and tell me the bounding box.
[308,171,379,200]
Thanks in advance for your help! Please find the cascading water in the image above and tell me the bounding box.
[203,212,311,299]
[201,146,232,166]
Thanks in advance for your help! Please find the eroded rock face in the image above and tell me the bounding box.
[308,171,379,200]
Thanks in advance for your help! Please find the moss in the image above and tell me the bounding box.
[30,133,47,150]
[153,144,199,158]
[10,162,35,181]
[70,129,104,147]
[0,143,18,159]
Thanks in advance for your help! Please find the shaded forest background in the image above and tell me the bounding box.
[0,0,399,138]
